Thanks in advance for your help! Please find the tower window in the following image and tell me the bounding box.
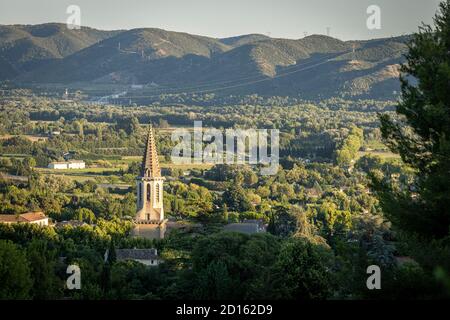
[147,183,151,201]
[138,183,142,203]
[156,183,160,203]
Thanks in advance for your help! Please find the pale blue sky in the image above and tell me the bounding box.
[0,0,443,40]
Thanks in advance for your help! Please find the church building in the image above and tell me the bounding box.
[133,125,167,239]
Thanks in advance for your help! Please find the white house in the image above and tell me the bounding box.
[48,162,68,169]
[48,160,85,170]
[68,160,85,169]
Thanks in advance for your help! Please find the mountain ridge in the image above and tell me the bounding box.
[0,23,411,100]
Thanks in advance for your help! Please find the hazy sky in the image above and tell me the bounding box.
[0,0,443,40]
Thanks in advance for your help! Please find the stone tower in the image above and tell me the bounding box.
[135,125,165,223]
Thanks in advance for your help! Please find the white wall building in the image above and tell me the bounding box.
[68,160,85,169]
[48,160,85,170]
[48,162,68,169]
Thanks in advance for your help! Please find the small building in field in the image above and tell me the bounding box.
[67,160,85,169]
[115,248,161,266]
[48,162,68,169]
[0,211,49,226]
[48,160,85,170]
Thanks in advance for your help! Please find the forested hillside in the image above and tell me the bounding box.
[0,23,409,100]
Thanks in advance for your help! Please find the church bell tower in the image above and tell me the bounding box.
[135,125,165,222]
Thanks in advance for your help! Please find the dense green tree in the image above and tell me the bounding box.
[26,239,62,299]
[191,233,282,299]
[271,238,334,299]
[373,0,450,295]
[376,0,450,239]
[223,184,253,212]
[0,240,32,299]
[75,207,96,224]
[336,126,363,166]
[193,260,234,299]
[267,205,298,237]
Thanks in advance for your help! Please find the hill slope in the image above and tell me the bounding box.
[1,24,411,100]
[0,23,121,78]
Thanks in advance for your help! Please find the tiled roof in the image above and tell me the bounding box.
[223,223,260,234]
[0,211,47,223]
[20,212,47,221]
[0,214,22,222]
[115,248,158,260]
[141,125,161,178]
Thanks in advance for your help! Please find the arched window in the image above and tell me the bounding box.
[146,183,151,201]
[156,183,160,203]
[138,183,142,203]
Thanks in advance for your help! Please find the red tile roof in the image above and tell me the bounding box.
[0,211,47,223]
[0,214,22,223]
[20,212,47,222]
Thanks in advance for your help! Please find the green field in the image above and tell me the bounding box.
[35,156,214,183]
[357,150,400,160]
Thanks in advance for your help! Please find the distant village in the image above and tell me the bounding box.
[0,127,267,268]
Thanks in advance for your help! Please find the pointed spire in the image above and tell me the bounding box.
[141,124,161,178]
